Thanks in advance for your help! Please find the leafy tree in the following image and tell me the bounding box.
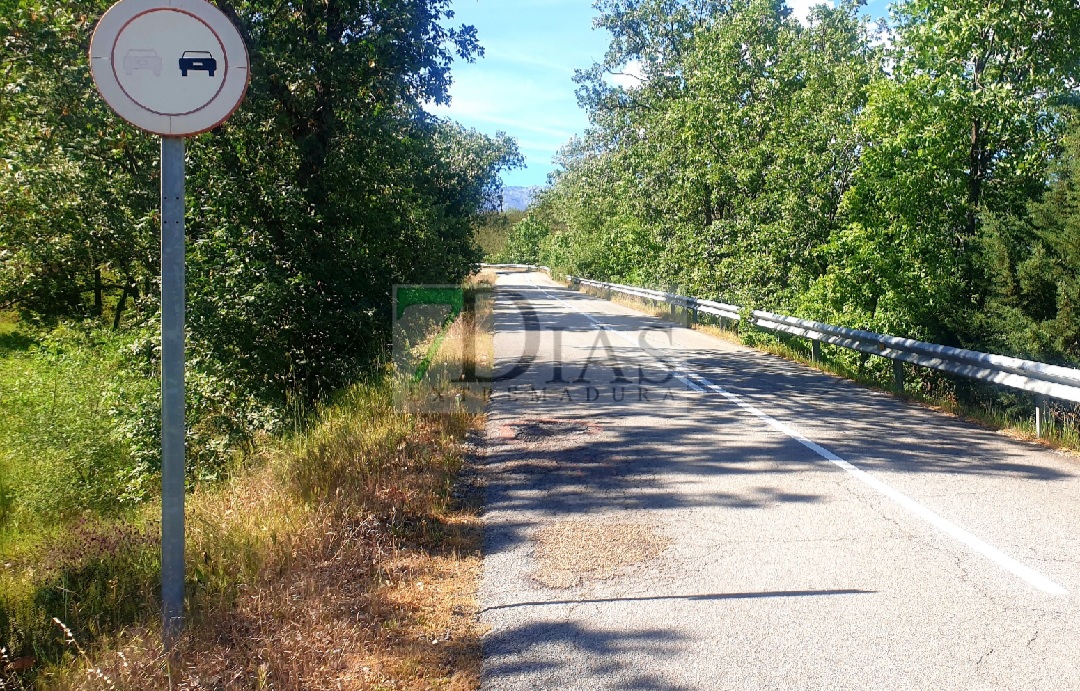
[2,0,521,407]
[973,114,1080,361]
[474,209,526,260]
[663,0,879,307]
[542,0,879,305]
[0,2,158,322]
[810,0,1080,340]
[495,215,547,265]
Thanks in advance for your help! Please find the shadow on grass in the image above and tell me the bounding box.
[0,331,35,353]
[0,520,162,671]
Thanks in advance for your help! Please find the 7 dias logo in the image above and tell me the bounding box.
[393,285,697,414]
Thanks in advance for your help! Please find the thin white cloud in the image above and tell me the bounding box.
[789,0,835,24]
[430,66,587,146]
[491,50,577,75]
[607,59,645,89]
[432,102,578,143]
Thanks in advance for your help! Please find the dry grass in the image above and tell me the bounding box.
[468,270,497,290]
[532,520,670,590]
[20,301,492,691]
[415,274,495,413]
[37,417,484,691]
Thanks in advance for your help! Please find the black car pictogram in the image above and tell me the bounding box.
[179,51,217,77]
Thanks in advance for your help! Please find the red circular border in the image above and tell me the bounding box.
[110,8,228,117]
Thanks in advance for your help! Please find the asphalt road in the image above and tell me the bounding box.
[477,270,1080,690]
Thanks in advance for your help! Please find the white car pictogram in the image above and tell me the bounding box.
[122,49,163,76]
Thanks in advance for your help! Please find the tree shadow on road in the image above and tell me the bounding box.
[482,620,694,691]
[489,282,1076,484]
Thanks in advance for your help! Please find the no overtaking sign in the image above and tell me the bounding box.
[89,0,249,652]
[90,0,249,135]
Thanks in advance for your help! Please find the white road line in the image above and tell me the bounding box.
[523,274,1068,597]
[692,378,1068,597]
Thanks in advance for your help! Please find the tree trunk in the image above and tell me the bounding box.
[703,184,714,227]
[112,285,129,330]
[966,116,983,240]
[93,269,103,317]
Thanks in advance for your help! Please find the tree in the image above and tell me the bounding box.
[497,215,550,265]
[0,2,158,322]
[541,0,880,308]
[972,113,1080,362]
[1,0,521,404]
[812,0,1080,341]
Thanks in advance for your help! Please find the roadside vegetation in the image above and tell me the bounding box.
[1,0,508,686]
[473,211,526,262]
[578,282,1080,453]
[498,0,1080,434]
[0,276,493,688]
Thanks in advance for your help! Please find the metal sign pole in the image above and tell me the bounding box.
[160,135,186,650]
[90,0,250,657]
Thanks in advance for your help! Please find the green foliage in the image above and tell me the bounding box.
[808,0,1080,342]
[0,326,156,528]
[0,0,522,525]
[0,2,158,322]
[0,517,162,669]
[541,0,1080,372]
[176,1,520,403]
[0,320,275,543]
[475,210,526,260]
[543,0,880,303]
[970,115,1080,362]
[0,0,521,670]
[2,0,521,406]
[494,214,551,265]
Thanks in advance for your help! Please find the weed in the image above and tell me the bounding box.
[4,296,488,689]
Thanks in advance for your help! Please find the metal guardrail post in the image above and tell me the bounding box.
[811,340,821,362]
[893,359,905,393]
[1035,394,1049,438]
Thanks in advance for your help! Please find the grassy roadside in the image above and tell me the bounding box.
[1,274,495,690]
[573,282,1080,454]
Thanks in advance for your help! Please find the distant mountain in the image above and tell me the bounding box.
[501,185,543,211]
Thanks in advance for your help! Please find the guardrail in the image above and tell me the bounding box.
[566,275,1080,437]
[480,263,551,273]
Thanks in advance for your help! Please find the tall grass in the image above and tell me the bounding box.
[1,294,488,688]
[0,323,159,674]
[0,325,158,535]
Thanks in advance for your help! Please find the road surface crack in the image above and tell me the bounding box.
[834,478,914,539]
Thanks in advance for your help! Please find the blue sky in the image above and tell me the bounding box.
[430,0,892,188]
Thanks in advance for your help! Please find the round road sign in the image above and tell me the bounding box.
[90,0,249,136]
